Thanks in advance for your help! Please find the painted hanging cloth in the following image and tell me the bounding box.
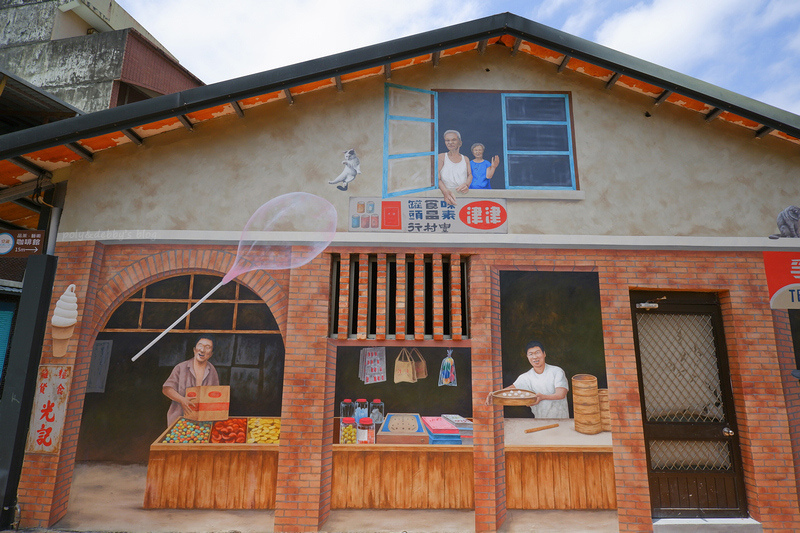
[438,349,457,387]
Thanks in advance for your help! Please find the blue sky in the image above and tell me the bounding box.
[117,0,800,114]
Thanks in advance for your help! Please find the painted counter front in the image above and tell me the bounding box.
[144,418,614,510]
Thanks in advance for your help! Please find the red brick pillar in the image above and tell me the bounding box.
[772,309,800,503]
[470,259,506,532]
[395,253,406,340]
[598,265,652,532]
[722,291,800,530]
[17,241,105,528]
[274,252,334,532]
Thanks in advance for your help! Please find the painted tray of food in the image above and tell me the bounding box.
[491,389,538,406]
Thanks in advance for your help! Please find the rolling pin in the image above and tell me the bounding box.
[525,423,559,433]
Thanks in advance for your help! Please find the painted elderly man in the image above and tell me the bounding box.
[162,335,220,426]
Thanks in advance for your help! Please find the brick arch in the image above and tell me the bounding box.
[89,248,288,340]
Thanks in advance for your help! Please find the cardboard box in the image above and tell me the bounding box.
[185,385,230,421]
[376,413,429,444]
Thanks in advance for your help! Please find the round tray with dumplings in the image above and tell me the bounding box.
[491,389,538,406]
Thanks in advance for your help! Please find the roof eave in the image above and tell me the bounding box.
[2,12,799,161]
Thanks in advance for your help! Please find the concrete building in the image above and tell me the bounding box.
[0,0,202,114]
[1,12,800,533]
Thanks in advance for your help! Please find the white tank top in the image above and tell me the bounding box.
[441,153,468,189]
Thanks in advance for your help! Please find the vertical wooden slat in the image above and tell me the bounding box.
[347,451,365,508]
[330,450,348,508]
[364,451,382,507]
[395,253,406,339]
[432,254,444,340]
[410,449,427,508]
[227,451,246,508]
[213,452,231,508]
[395,450,414,508]
[143,452,165,508]
[195,452,214,507]
[379,451,397,508]
[414,253,425,340]
[356,253,369,339]
[177,450,198,508]
[538,452,556,508]
[427,451,444,508]
[375,254,387,340]
[450,254,462,340]
[337,253,350,339]
[162,451,183,508]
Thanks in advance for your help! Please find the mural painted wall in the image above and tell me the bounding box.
[499,271,607,420]
[54,46,800,239]
[76,274,285,463]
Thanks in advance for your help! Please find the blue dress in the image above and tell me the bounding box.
[469,160,492,189]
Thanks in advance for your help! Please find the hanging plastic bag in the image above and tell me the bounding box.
[438,349,457,387]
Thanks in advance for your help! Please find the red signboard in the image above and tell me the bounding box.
[763,251,800,309]
[458,200,507,230]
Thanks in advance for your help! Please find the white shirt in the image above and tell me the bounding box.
[513,364,570,419]
[440,153,469,189]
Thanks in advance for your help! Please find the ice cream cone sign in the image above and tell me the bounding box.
[51,284,78,358]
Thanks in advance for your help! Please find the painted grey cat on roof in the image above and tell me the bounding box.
[769,206,800,238]
[329,149,361,191]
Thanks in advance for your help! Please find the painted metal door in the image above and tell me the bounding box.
[630,291,747,518]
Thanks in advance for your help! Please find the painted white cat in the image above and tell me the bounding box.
[329,149,361,191]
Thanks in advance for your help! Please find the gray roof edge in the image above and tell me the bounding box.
[2,12,799,160]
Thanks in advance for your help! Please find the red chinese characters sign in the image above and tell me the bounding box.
[763,251,800,309]
[25,365,72,454]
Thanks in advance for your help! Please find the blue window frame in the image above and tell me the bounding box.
[501,93,576,190]
[383,86,577,197]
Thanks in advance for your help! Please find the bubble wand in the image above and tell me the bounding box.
[131,192,337,362]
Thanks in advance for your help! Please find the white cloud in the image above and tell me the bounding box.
[118,0,484,83]
[593,0,753,71]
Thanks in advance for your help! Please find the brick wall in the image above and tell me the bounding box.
[15,243,800,532]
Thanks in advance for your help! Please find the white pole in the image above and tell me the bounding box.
[131,279,226,362]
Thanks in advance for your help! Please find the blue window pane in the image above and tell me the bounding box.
[507,154,573,188]
[507,124,570,151]
[505,96,567,121]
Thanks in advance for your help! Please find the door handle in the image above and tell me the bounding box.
[722,427,734,437]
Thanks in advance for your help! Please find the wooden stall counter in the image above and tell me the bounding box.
[504,418,616,510]
[144,418,279,509]
[331,443,473,510]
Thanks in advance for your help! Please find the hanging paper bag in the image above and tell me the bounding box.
[394,348,417,383]
[438,349,457,387]
[411,348,428,379]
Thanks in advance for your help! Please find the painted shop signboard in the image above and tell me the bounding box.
[349,197,508,233]
[25,365,72,454]
[763,251,800,309]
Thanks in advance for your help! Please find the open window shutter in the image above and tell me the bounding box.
[383,83,438,198]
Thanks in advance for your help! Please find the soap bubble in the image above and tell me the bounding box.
[132,192,337,362]
[223,192,338,283]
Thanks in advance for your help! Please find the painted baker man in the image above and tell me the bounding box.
[162,335,220,426]
[487,340,569,418]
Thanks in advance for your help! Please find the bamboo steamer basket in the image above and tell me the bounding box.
[598,388,611,432]
[572,374,602,435]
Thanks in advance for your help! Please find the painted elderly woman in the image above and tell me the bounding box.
[438,129,473,206]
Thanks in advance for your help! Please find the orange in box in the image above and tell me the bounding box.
[185,385,230,421]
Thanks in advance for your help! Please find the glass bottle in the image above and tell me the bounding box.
[340,399,354,419]
[354,398,369,421]
[340,417,357,444]
[357,417,375,444]
[369,399,385,424]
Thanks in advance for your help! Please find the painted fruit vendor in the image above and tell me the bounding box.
[162,335,220,426]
